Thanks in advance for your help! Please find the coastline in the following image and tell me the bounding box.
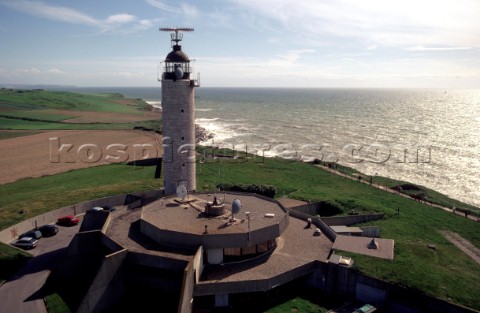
[39,87,479,208]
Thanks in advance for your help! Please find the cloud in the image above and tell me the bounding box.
[230,0,480,48]
[0,0,98,26]
[0,0,154,33]
[45,68,65,74]
[105,14,136,25]
[4,67,67,76]
[15,68,42,74]
[145,0,198,17]
[407,46,472,52]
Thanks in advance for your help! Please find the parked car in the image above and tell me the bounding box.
[19,229,42,240]
[12,237,38,250]
[37,224,59,237]
[103,205,116,212]
[89,206,104,212]
[57,215,80,226]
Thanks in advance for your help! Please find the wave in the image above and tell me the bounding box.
[145,100,161,105]
[196,117,220,122]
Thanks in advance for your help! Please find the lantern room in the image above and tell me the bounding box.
[160,27,194,81]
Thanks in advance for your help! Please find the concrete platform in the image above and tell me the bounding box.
[105,208,195,262]
[332,235,394,260]
[141,193,289,249]
[195,217,333,295]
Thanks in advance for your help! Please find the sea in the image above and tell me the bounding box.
[51,87,480,208]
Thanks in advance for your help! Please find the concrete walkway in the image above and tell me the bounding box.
[0,220,81,313]
[316,164,479,222]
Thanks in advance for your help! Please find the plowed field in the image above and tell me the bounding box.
[0,130,163,185]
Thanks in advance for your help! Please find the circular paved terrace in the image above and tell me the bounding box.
[140,192,289,249]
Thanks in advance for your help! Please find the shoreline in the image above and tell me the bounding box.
[194,135,479,214]
[143,91,478,210]
[146,94,477,210]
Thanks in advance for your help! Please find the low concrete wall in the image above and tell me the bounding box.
[0,189,164,243]
[321,214,384,226]
[126,251,189,271]
[178,246,203,313]
[359,226,380,238]
[77,249,128,313]
[288,209,337,242]
[193,246,204,283]
[141,213,288,250]
[100,233,124,253]
[51,231,122,311]
[194,262,316,296]
[289,202,318,216]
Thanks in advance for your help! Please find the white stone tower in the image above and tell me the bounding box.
[159,27,199,195]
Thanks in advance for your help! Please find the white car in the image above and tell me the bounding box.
[12,237,38,250]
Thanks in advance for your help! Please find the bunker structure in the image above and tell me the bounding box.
[49,191,336,313]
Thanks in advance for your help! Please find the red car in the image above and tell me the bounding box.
[57,215,80,226]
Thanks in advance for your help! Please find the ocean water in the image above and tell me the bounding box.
[57,87,480,207]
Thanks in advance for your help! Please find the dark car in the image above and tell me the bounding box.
[103,205,116,212]
[12,237,38,250]
[37,224,59,237]
[19,229,42,240]
[57,215,80,226]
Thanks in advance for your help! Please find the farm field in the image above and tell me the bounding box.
[0,89,163,185]
[0,88,161,130]
[0,129,162,185]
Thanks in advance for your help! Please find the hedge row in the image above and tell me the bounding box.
[216,183,277,198]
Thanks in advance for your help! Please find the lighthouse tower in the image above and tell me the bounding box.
[159,27,199,195]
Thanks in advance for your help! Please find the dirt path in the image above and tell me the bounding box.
[442,231,480,265]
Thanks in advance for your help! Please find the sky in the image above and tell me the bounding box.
[0,0,479,88]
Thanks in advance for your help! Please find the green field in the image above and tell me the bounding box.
[0,88,148,113]
[0,88,159,131]
[0,116,138,130]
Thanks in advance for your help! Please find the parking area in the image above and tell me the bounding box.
[0,216,83,313]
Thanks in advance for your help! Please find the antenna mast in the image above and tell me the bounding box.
[159,27,194,47]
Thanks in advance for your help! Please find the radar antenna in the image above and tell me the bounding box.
[160,27,194,47]
[231,199,242,222]
[176,185,188,202]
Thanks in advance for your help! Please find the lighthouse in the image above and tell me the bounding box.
[159,27,199,195]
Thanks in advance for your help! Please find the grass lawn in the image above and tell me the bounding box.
[329,162,479,215]
[44,293,71,313]
[0,164,162,230]
[263,297,327,313]
[0,152,479,310]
